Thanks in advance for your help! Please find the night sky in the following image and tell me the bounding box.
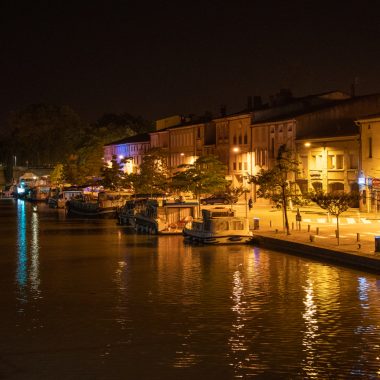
[1,1,380,128]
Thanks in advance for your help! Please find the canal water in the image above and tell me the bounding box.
[1,199,380,379]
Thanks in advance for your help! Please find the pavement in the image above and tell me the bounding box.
[233,203,380,260]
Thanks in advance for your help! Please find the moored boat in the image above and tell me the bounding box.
[48,188,83,208]
[66,191,129,218]
[183,208,252,244]
[134,199,199,234]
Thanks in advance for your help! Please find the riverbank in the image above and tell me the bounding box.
[247,203,380,273]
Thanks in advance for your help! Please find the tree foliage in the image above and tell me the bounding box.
[311,191,359,245]
[248,146,303,235]
[171,155,228,200]
[96,113,153,139]
[132,148,170,195]
[224,185,248,210]
[100,155,126,190]
[3,104,86,167]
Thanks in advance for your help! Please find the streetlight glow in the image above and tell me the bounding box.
[233,147,240,153]
[304,142,311,147]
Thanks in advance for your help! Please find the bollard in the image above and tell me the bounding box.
[307,224,310,232]
[310,235,315,242]
[270,220,272,227]
[316,227,319,235]
[275,229,278,233]
[335,230,339,238]
[357,233,360,242]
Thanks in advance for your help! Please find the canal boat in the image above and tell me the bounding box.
[134,199,199,234]
[48,188,84,208]
[183,207,252,244]
[117,198,146,226]
[66,191,129,218]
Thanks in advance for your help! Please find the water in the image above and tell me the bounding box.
[1,199,380,379]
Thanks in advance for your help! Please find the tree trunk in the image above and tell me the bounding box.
[336,215,340,245]
[282,186,290,235]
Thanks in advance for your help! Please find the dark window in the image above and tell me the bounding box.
[244,134,247,144]
[271,138,275,158]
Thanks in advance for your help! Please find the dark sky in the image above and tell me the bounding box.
[1,1,380,127]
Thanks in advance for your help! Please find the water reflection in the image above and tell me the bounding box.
[6,202,380,378]
[16,200,41,305]
[301,277,319,379]
[30,210,40,297]
[16,200,27,298]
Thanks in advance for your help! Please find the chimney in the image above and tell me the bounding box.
[246,96,253,111]
[253,96,262,109]
[220,105,227,117]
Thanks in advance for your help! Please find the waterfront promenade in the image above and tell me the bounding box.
[244,203,380,272]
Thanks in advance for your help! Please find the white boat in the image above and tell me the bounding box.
[183,208,253,244]
[134,199,199,234]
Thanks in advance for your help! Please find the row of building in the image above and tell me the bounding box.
[103,90,380,212]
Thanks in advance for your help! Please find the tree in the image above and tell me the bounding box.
[172,155,229,203]
[96,113,153,138]
[50,164,64,187]
[224,185,248,211]
[132,148,170,195]
[4,104,86,167]
[311,191,359,245]
[248,146,304,235]
[100,155,125,190]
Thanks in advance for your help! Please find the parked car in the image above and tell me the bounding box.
[200,194,234,205]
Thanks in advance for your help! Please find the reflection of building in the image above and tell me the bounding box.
[356,114,380,212]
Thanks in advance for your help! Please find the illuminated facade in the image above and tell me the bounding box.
[356,115,380,212]
[103,93,380,208]
[103,133,150,174]
[214,112,252,188]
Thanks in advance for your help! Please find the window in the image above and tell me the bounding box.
[197,127,201,139]
[233,136,237,144]
[349,154,358,169]
[233,162,237,170]
[271,138,275,158]
[244,162,248,170]
[238,162,242,170]
[238,135,242,144]
[328,154,344,169]
[369,137,373,158]
[244,134,247,144]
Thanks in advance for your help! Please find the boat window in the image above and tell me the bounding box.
[216,220,229,231]
[230,220,244,230]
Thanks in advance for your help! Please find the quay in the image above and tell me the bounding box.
[249,204,380,274]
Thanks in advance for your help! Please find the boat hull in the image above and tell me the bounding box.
[183,228,252,244]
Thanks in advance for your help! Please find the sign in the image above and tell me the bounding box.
[372,178,380,189]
